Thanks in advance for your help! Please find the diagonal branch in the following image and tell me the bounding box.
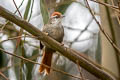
[89,0,119,12]
[0,48,81,79]
[84,0,120,55]
[0,6,114,80]
[0,71,9,80]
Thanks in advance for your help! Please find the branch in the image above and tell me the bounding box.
[89,0,119,13]
[85,0,120,56]
[0,6,114,80]
[0,71,9,80]
[0,48,81,79]
[76,60,85,80]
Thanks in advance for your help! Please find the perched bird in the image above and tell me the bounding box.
[39,12,64,75]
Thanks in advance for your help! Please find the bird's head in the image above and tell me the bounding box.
[50,12,64,24]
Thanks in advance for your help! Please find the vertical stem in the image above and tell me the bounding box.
[104,0,120,77]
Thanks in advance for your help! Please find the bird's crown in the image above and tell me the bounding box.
[51,12,62,18]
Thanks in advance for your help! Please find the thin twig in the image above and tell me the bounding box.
[0,35,39,49]
[13,0,22,18]
[89,0,120,13]
[118,1,120,24]
[76,60,84,80]
[0,0,24,33]
[14,0,25,14]
[0,21,9,33]
[109,0,120,76]
[0,35,36,44]
[69,18,94,47]
[0,71,9,80]
[12,0,23,52]
[85,0,120,55]
[109,0,120,26]
[12,1,24,79]
[64,26,96,34]
[63,35,95,44]
[0,48,81,79]
[0,53,40,72]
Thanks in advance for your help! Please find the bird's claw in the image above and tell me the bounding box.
[61,43,64,46]
[44,32,48,36]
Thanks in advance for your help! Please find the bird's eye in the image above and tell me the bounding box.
[54,15,60,18]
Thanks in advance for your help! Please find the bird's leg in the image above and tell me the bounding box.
[44,32,48,36]
[61,42,64,46]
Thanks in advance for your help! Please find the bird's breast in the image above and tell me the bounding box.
[42,24,64,42]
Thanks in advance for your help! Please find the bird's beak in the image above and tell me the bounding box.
[61,15,65,18]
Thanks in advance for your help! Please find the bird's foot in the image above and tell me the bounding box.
[61,43,64,46]
[44,32,48,36]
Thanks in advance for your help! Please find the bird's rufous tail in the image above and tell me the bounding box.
[39,48,53,75]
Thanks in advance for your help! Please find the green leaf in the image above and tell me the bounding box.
[40,0,49,24]
[24,0,31,20]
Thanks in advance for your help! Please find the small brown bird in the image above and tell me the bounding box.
[39,12,64,75]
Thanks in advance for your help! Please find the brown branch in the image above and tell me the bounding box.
[0,21,9,32]
[0,71,9,80]
[12,0,23,54]
[0,35,36,44]
[85,0,120,56]
[89,0,120,13]
[0,48,81,79]
[76,60,85,80]
[110,0,120,25]
[13,0,22,18]
[0,53,40,72]
[0,6,114,80]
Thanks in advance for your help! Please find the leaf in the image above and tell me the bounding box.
[40,0,49,24]
[24,0,31,20]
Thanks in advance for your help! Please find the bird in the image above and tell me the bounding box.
[39,12,64,75]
